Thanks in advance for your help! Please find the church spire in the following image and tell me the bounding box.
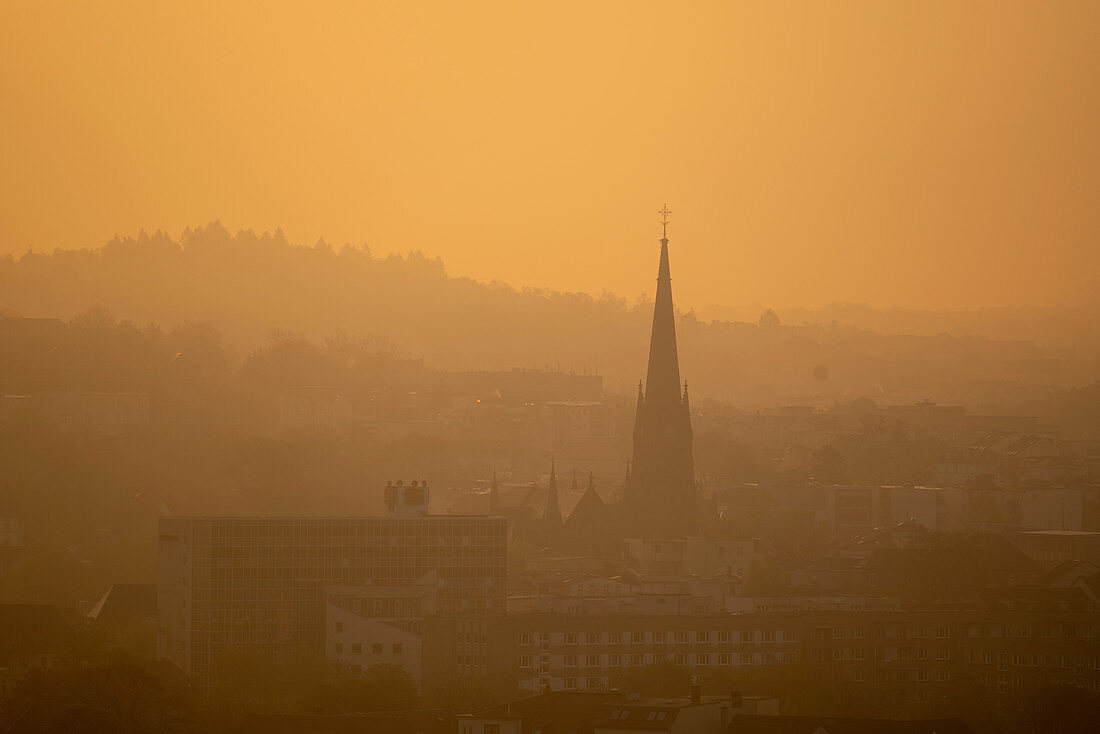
[545,458,563,526]
[644,204,683,416]
[625,204,697,537]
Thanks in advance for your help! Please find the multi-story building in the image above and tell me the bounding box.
[324,575,437,687]
[425,605,1100,713]
[157,481,506,690]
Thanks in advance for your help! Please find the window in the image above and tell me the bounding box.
[609,654,623,667]
[741,631,753,643]
[586,632,600,645]
[630,654,644,666]
[519,656,532,668]
[630,632,644,644]
[762,631,775,643]
[586,655,600,667]
[351,643,362,654]
[937,648,950,660]
[609,632,623,644]
[519,633,532,645]
[696,631,710,643]
[393,643,403,654]
[936,670,950,682]
[564,677,577,690]
[936,626,949,638]
[675,631,688,644]
[783,630,796,643]
[334,643,343,654]
[696,654,709,666]
[334,622,343,634]
[372,643,382,654]
[485,725,500,734]
[564,632,577,645]
[653,631,666,644]
[586,677,601,689]
[719,653,732,665]
[718,631,731,644]
[564,655,577,668]
[675,654,687,665]
[853,648,865,661]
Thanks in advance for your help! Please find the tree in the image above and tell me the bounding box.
[0,663,190,734]
[759,308,780,327]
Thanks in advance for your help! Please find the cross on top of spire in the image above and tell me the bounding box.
[658,203,672,240]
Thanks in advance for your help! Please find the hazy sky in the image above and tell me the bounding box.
[2,1,1097,310]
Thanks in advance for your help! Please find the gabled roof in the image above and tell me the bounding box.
[565,473,610,530]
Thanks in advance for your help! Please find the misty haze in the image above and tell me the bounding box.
[2,3,1100,734]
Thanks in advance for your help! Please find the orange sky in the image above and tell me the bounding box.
[2,1,1097,311]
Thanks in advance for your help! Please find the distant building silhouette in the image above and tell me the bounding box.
[157,482,505,691]
[624,207,697,537]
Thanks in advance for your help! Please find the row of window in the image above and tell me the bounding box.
[519,630,797,645]
[519,652,799,668]
[333,641,403,655]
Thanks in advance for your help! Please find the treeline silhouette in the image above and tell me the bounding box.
[2,222,1096,407]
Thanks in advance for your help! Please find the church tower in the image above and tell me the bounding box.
[625,205,696,537]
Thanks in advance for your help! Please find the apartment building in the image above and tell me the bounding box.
[425,606,1100,712]
[157,481,506,690]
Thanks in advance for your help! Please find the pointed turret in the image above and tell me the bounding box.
[643,233,683,418]
[545,458,563,526]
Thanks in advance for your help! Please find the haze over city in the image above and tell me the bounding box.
[3,1,1100,310]
[1,3,1099,734]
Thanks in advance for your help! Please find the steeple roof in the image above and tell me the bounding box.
[643,232,683,418]
[545,459,563,526]
[566,472,608,529]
